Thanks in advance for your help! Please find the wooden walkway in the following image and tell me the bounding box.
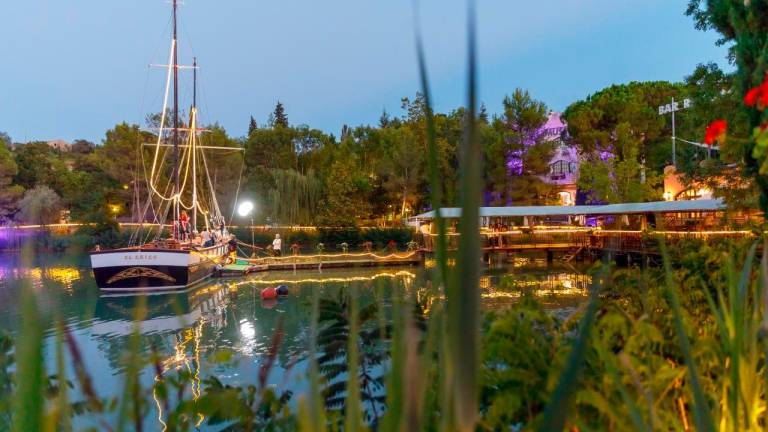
[215,230,753,277]
[423,229,754,257]
[217,251,422,277]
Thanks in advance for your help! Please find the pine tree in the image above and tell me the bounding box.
[379,109,390,128]
[248,116,258,136]
[479,102,489,124]
[485,89,557,205]
[273,101,289,128]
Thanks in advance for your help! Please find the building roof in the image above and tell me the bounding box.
[414,199,726,219]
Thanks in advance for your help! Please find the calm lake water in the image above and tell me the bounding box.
[0,252,590,429]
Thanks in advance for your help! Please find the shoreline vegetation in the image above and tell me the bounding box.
[0,225,416,255]
[5,1,768,431]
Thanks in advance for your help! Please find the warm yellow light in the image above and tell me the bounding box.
[46,267,81,291]
[229,270,417,288]
[248,251,418,263]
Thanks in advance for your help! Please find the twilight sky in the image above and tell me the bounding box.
[1,1,729,143]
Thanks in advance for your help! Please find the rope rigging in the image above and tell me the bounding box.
[125,6,245,244]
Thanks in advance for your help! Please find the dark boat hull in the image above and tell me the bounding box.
[90,244,228,293]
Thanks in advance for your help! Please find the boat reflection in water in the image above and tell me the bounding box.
[1,254,594,429]
[93,283,232,338]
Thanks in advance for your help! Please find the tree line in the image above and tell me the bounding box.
[0,63,751,228]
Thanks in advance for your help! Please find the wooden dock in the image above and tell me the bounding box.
[216,251,421,277]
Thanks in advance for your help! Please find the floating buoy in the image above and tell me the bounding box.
[260,286,277,300]
[276,285,289,296]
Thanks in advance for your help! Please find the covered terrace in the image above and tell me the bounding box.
[413,199,756,254]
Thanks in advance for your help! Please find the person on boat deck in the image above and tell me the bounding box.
[201,229,213,248]
[211,216,226,238]
[211,229,219,244]
[179,210,189,241]
[227,234,238,262]
[272,234,282,257]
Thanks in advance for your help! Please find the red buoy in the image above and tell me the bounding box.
[260,286,278,300]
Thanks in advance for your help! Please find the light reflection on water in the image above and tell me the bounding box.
[0,252,591,429]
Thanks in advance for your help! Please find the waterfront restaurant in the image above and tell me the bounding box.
[413,199,759,252]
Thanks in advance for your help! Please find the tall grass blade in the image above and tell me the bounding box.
[761,238,768,421]
[597,343,651,432]
[412,0,449,295]
[344,292,365,431]
[539,266,606,432]
[12,286,44,432]
[409,298,441,430]
[659,240,715,432]
[53,322,72,432]
[450,1,481,429]
[412,1,454,428]
[298,285,327,432]
[379,289,405,432]
[730,241,756,429]
[117,295,147,432]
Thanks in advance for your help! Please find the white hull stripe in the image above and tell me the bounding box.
[91,247,228,268]
[91,251,191,268]
[100,285,188,292]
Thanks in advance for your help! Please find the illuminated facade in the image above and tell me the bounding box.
[46,139,71,152]
[662,165,713,201]
[540,112,579,206]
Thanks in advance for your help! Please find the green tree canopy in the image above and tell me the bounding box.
[485,89,556,205]
[12,142,70,192]
[0,143,23,223]
[563,81,680,203]
[686,0,768,210]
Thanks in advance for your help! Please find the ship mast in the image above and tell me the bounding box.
[172,0,180,238]
[191,56,198,231]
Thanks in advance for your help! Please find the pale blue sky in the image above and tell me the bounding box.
[1,1,728,143]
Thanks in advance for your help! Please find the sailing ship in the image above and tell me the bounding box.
[91,1,239,293]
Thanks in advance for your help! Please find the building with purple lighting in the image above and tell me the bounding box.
[539,112,579,206]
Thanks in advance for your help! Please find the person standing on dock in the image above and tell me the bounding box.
[272,234,282,256]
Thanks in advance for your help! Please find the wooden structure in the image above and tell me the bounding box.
[414,199,758,259]
[214,251,422,277]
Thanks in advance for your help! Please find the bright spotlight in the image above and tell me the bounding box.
[237,201,254,217]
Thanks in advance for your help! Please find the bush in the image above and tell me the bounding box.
[318,227,415,250]
[72,219,125,250]
[360,227,413,249]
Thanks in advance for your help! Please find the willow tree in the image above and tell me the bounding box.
[687,0,768,210]
[267,168,322,225]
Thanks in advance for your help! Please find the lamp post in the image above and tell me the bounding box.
[658,97,692,167]
[237,201,255,251]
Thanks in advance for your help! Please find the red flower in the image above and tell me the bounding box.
[704,119,727,146]
[745,87,761,106]
[744,73,768,110]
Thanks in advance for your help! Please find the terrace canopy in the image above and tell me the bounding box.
[413,199,726,220]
